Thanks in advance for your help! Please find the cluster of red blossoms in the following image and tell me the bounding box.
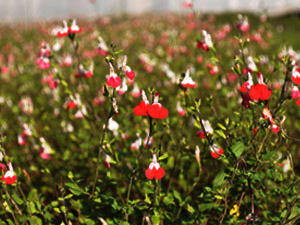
[134,91,168,119]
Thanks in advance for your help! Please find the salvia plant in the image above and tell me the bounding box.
[0,5,300,225]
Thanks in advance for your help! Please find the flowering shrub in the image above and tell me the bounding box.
[0,12,300,225]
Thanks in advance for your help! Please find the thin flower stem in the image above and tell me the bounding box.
[125,115,153,222]
[91,116,110,197]
[3,187,20,225]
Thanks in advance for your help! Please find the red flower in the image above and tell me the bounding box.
[296,99,300,106]
[57,19,82,37]
[133,91,168,119]
[249,84,271,101]
[292,67,300,84]
[196,130,205,139]
[67,101,77,110]
[145,153,165,180]
[126,70,135,80]
[106,63,121,88]
[122,56,135,80]
[1,163,17,185]
[134,100,150,116]
[133,90,150,116]
[210,144,224,159]
[148,93,168,119]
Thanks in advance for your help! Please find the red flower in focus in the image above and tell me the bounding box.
[249,84,271,101]
[133,90,150,116]
[134,91,168,119]
[248,72,271,101]
[210,144,224,159]
[106,63,121,88]
[145,153,165,180]
[148,93,168,119]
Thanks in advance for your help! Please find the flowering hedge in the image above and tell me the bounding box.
[0,10,300,225]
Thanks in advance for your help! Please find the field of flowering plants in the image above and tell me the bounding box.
[1,10,300,225]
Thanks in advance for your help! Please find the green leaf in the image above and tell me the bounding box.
[173,190,182,203]
[198,202,214,212]
[215,130,226,139]
[231,141,245,158]
[159,153,168,161]
[151,215,160,225]
[65,182,86,196]
[12,194,24,205]
[186,204,195,214]
[29,216,43,225]
[217,123,226,130]
[213,171,227,187]
[163,194,175,205]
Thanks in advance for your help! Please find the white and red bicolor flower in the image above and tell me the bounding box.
[291,86,300,99]
[1,163,17,185]
[240,72,254,93]
[103,153,112,168]
[36,57,50,70]
[106,63,121,88]
[292,67,300,85]
[176,102,186,117]
[117,78,128,95]
[76,63,94,78]
[57,20,69,37]
[272,124,280,133]
[66,94,80,110]
[131,133,142,150]
[133,90,150,116]
[96,36,109,56]
[197,30,213,51]
[210,144,224,159]
[36,42,51,70]
[148,93,169,119]
[69,19,82,33]
[19,96,33,115]
[63,55,72,66]
[145,153,165,180]
[39,137,53,159]
[249,72,272,101]
[236,14,250,33]
[122,56,135,80]
[181,69,196,88]
[247,56,257,73]
[57,19,82,37]
[74,105,87,119]
[18,133,27,146]
[131,84,140,98]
